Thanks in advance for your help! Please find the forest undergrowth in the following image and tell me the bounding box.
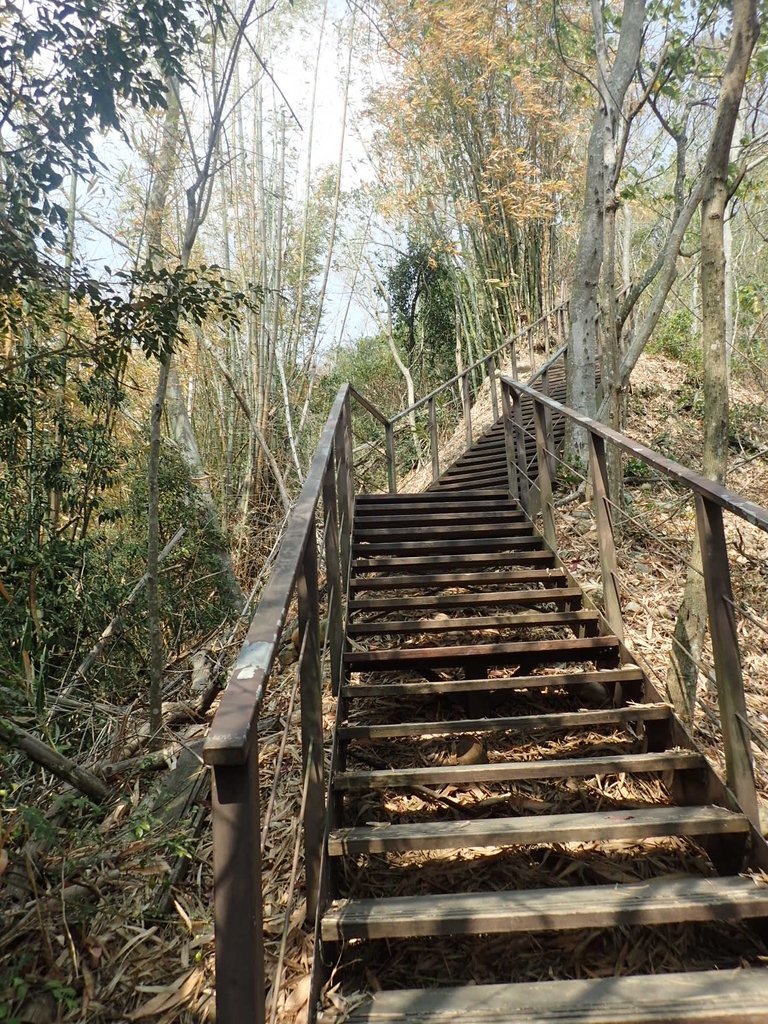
[2,345,768,1024]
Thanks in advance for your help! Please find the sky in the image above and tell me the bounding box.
[74,0,385,349]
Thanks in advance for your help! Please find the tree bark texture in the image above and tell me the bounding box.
[667,0,760,721]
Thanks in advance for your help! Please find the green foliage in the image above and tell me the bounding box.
[0,0,217,273]
[648,308,701,374]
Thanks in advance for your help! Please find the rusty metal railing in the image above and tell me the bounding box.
[501,374,767,827]
[385,304,570,490]
[203,384,390,1024]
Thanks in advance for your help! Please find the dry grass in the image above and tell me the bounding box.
[3,347,767,1023]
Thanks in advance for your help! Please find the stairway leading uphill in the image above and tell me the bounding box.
[315,474,768,1018]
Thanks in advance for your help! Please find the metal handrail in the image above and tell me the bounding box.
[504,378,768,532]
[501,373,765,828]
[204,383,390,1024]
[389,303,568,424]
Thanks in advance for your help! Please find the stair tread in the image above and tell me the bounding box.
[343,666,641,697]
[349,569,567,591]
[322,876,768,940]
[333,750,702,790]
[357,490,510,502]
[352,551,553,571]
[352,538,540,554]
[354,511,526,526]
[339,704,672,739]
[354,523,534,540]
[347,609,598,636]
[349,587,581,610]
[327,805,749,855]
[343,635,620,669]
[355,500,519,515]
[343,968,768,1022]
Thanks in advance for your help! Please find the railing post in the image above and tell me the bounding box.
[509,338,518,379]
[543,313,551,359]
[510,387,530,514]
[335,421,351,590]
[428,396,440,482]
[322,457,344,696]
[211,753,265,1024]
[501,381,519,502]
[587,433,624,642]
[527,326,535,370]
[532,400,556,550]
[296,526,325,918]
[384,421,397,493]
[541,367,555,477]
[461,371,472,449]
[695,495,759,823]
[486,355,499,421]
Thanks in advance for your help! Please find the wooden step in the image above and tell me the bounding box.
[351,550,550,573]
[343,666,641,698]
[354,499,519,516]
[348,586,581,611]
[327,805,748,856]
[353,510,526,527]
[343,968,768,1023]
[338,703,672,740]
[354,522,534,541]
[349,568,567,591]
[352,537,539,555]
[437,472,509,489]
[343,636,620,672]
[357,490,510,503]
[322,875,768,941]
[347,609,599,637]
[334,750,702,791]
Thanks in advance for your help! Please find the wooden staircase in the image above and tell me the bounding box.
[316,484,768,1022]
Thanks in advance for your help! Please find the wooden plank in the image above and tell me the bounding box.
[343,635,620,671]
[353,511,526,527]
[349,586,581,610]
[356,489,510,503]
[351,551,552,572]
[349,569,568,591]
[323,876,768,941]
[338,703,672,740]
[327,805,748,855]
[334,750,702,791]
[353,537,539,555]
[358,501,520,520]
[345,969,768,1023]
[346,609,599,637]
[354,522,535,541]
[342,666,643,698]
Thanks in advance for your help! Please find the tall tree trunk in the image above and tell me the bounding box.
[566,0,646,463]
[666,0,760,721]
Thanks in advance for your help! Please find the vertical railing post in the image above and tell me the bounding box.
[211,753,265,1024]
[532,400,556,550]
[322,456,344,696]
[527,325,535,370]
[486,355,499,421]
[511,388,530,514]
[501,381,518,502]
[428,396,440,482]
[461,371,472,450]
[695,495,759,823]
[541,367,555,477]
[587,433,624,642]
[543,313,551,359]
[385,421,396,494]
[335,420,351,590]
[509,338,518,380]
[296,526,325,919]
